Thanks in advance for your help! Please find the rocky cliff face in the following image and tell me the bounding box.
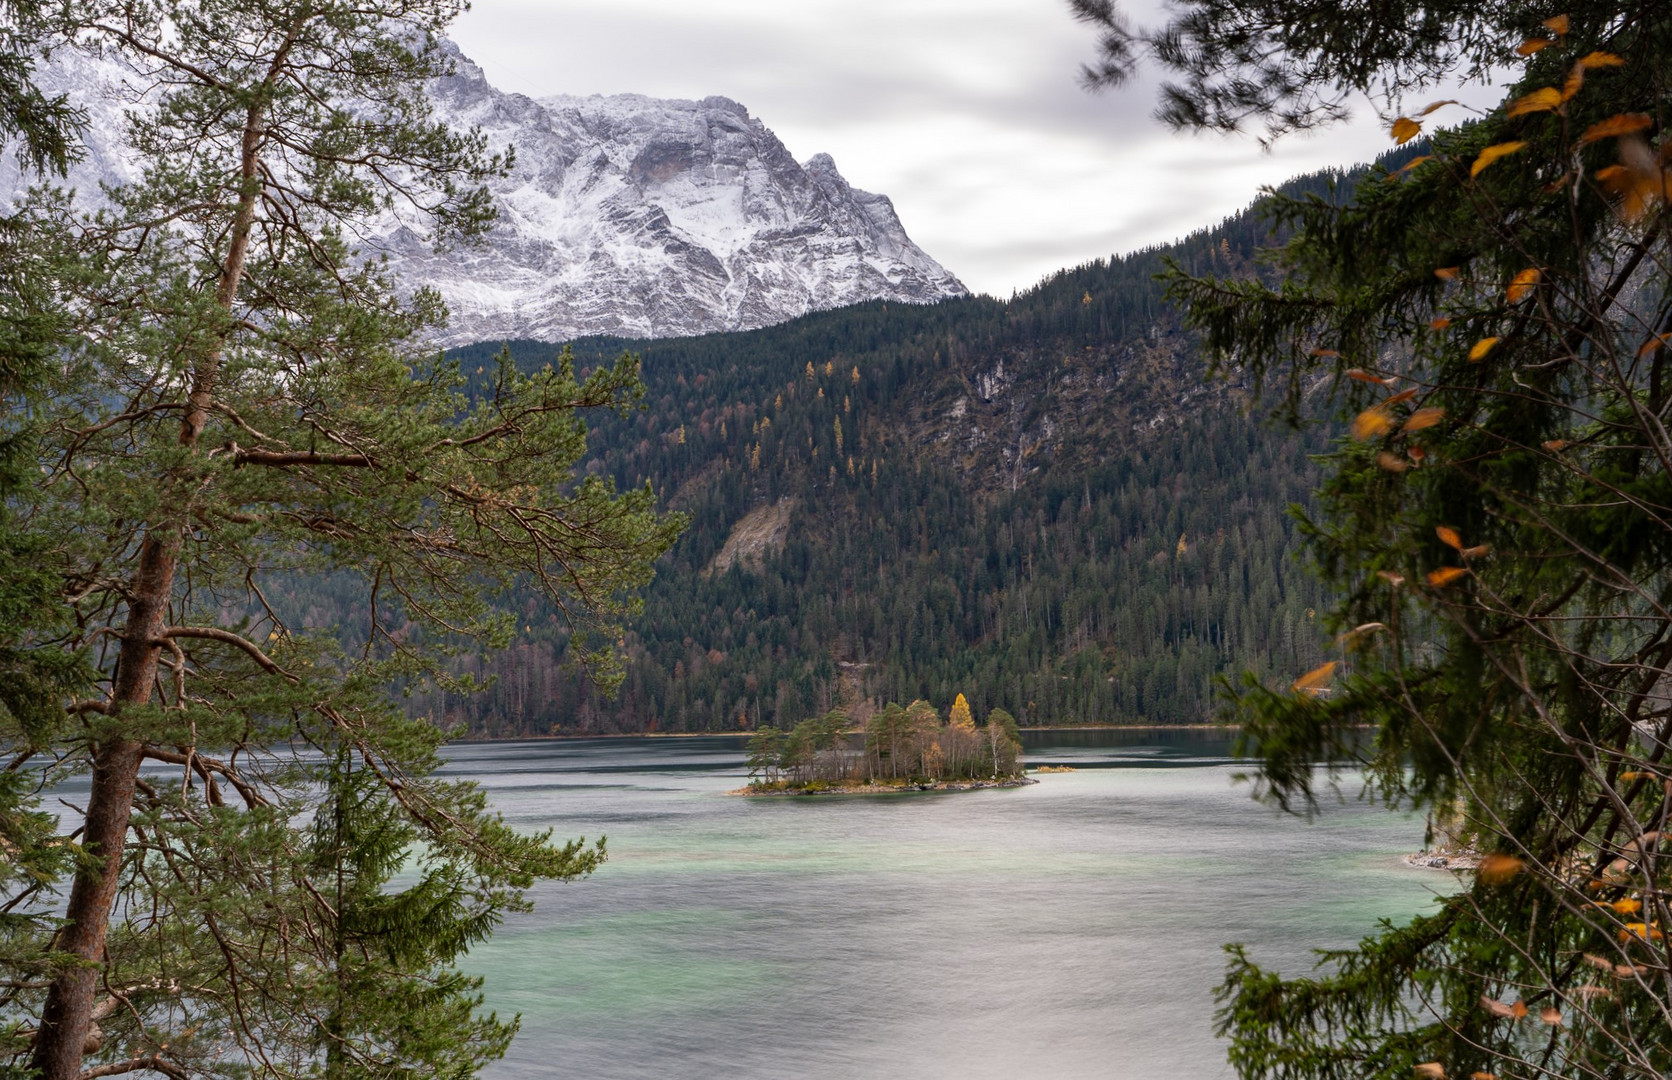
[7,42,966,345]
[408,48,967,343]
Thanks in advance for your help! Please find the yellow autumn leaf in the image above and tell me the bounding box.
[1395,154,1433,175]
[1436,526,1463,550]
[1576,51,1625,71]
[1461,544,1492,559]
[1403,407,1445,432]
[1471,1073,1500,1080]
[1580,112,1653,144]
[1414,1064,1446,1080]
[1391,117,1422,144]
[1377,451,1410,472]
[1478,853,1524,882]
[1386,388,1419,405]
[1506,87,1564,117]
[1435,266,1461,280]
[1430,316,1452,329]
[1352,405,1396,440]
[1473,141,1529,177]
[1542,439,1569,451]
[1428,566,1470,587]
[1516,37,1553,56]
[1470,336,1501,361]
[1510,1000,1529,1020]
[1597,137,1671,224]
[1613,898,1643,915]
[1543,14,1570,35]
[1292,661,1338,693]
[1637,332,1671,358]
[1539,1006,1562,1026]
[1507,268,1542,303]
[1420,99,1459,117]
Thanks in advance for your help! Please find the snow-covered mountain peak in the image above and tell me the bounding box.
[6,41,968,345]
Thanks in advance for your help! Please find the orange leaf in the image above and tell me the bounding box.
[1353,405,1396,440]
[1472,141,1529,177]
[1414,1065,1446,1080]
[1470,337,1501,361]
[1511,1000,1529,1020]
[1292,661,1338,693]
[1613,898,1643,915]
[1580,113,1653,144]
[1596,137,1670,224]
[1638,333,1671,358]
[1408,445,1427,462]
[1430,316,1452,329]
[1576,51,1625,70]
[1347,368,1395,385]
[1377,452,1410,473]
[1428,566,1469,587]
[1403,407,1445,432]
[1461,544,1492,559]
[1543,14,1570,35]
[1620,770,1654,781]
[1539,1006,1562,1026]
[1310,347,1340,357]
[1471,1073,1500,1080]
[1435,266,1461,280]
[1377,570,1406,587]
[1582,953,1614,972]
[1480,995,1519,1019]
[1420,100,1459,117]
[1436,525,1463,550]
[1507,268,1542,303]
[1516,37,1553,56]
[1542,439,1569,451]
[1392,117,1422,144]
[1386,388,1420,405]
[1506,87,1564,117]
[1479,853,1523,882]
[1395,154,1433,175]
[1572,984,1615,1002]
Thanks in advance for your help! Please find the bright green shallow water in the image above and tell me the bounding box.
[438,731,1449,1079]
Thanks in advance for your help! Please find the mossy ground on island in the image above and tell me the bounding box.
[743,693,1027,794]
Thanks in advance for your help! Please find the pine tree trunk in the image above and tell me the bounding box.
[32,532,179,1079]
[33,91,263,1075]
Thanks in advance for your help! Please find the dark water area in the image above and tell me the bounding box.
[438,731,1448,1080]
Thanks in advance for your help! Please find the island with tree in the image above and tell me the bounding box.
[742,694,1032,794]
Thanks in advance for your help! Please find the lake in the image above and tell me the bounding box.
[439,731,1448,1080]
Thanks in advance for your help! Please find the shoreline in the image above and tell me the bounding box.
[732,776,1040,797]
[447,724,1240,744]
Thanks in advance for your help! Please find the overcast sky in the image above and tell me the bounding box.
[451,1,1500,298]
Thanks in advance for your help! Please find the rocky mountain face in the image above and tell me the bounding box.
[5,42,966,345]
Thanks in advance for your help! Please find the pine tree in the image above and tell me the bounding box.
[1071,0,1672,1076]
[5,3,681,1076]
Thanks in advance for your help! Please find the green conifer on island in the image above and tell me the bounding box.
[1074,0,1672,1076]
[0,2,680,1077]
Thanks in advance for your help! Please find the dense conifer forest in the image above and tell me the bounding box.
[362,164,1391,736]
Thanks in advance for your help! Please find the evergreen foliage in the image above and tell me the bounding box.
[424,179,1370,734]
[1075,0,1672,1076]
[0,4,676,1077]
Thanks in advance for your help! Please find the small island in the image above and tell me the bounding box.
[740,694,1033,795]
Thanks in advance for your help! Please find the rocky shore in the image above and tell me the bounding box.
[736,776,1038,797]
[1404,849,1482,871]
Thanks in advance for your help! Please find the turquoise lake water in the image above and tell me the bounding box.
[438,731,1451,1079]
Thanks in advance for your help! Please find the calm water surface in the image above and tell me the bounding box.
[439,731,1448,1080]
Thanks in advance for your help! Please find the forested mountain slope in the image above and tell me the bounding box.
[397,164,1390,735]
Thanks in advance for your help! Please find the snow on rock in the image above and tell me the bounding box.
[411,48,967,343]
[2,42,966,346]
